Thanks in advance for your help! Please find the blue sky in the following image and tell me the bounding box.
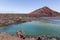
[0,0,60,13]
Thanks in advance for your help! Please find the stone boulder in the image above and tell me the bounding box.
[16,30,25,39]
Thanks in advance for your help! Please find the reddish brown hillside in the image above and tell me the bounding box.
[30,6,60,17]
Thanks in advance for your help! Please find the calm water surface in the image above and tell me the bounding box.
[0,19,60,37]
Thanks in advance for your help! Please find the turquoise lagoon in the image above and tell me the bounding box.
[0,19,60,37]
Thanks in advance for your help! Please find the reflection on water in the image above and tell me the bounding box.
[0,18,60,37]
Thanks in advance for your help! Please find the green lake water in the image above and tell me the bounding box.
[0,19,60,37]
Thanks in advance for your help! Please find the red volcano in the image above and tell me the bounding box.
[30,6,60,17]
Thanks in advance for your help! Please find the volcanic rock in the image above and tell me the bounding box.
[0,32,21,40]
[30,6,60,17]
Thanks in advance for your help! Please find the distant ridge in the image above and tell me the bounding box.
[30,6,60,17]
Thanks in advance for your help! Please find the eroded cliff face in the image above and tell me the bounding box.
[30,6,60,17]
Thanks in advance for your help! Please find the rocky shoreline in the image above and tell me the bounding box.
[0,30,59,40]
[0,17,26,27]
